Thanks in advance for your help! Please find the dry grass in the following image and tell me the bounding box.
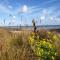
[0,28,38,60]
[0,28,60,60]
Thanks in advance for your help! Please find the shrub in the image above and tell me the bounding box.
[29,30,57,60]
[34,40,56,60]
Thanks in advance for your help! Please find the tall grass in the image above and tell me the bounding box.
[0,29,38,60]
[0,28,60,60]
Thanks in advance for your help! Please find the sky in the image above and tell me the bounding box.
[0,0,60,26]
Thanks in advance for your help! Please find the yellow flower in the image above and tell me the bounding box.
[43,41,46,44]
[29,37,34,45]
[53,35,58,41]
[55,53,57,56]
[49,44,52,48]
[48,31,51,35]
[52,56,55,60]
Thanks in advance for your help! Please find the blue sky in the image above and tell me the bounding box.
[0,0,60,26]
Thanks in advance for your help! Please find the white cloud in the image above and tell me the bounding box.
[50,16,54,20]
[21,5,28,13]
[40,16,45,20]
[12,16,16,23]
[17,5,42,14]
[43,9,48,16]
[12,19,16,23]
[13,16,16,19]
[17,5,29,14]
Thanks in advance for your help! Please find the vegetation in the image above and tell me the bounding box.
[29,30,57,60]
[0,28,60,60]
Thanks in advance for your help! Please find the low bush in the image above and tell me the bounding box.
[29,30,58,60]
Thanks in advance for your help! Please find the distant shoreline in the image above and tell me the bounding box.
[0,25,60,30]
[0,25,60,32]
[0,26,60,33]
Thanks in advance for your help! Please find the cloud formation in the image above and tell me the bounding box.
[21,5,28,13]
[0,0,60,26]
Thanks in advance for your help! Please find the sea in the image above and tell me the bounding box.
[0,25,60,30]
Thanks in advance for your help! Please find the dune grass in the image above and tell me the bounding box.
[0,29,38,60]
[0,28,60,60]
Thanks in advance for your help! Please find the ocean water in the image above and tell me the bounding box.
[0,25,60,30]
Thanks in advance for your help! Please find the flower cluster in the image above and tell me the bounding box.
[35,40,57,60]
[29,31,57,60]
